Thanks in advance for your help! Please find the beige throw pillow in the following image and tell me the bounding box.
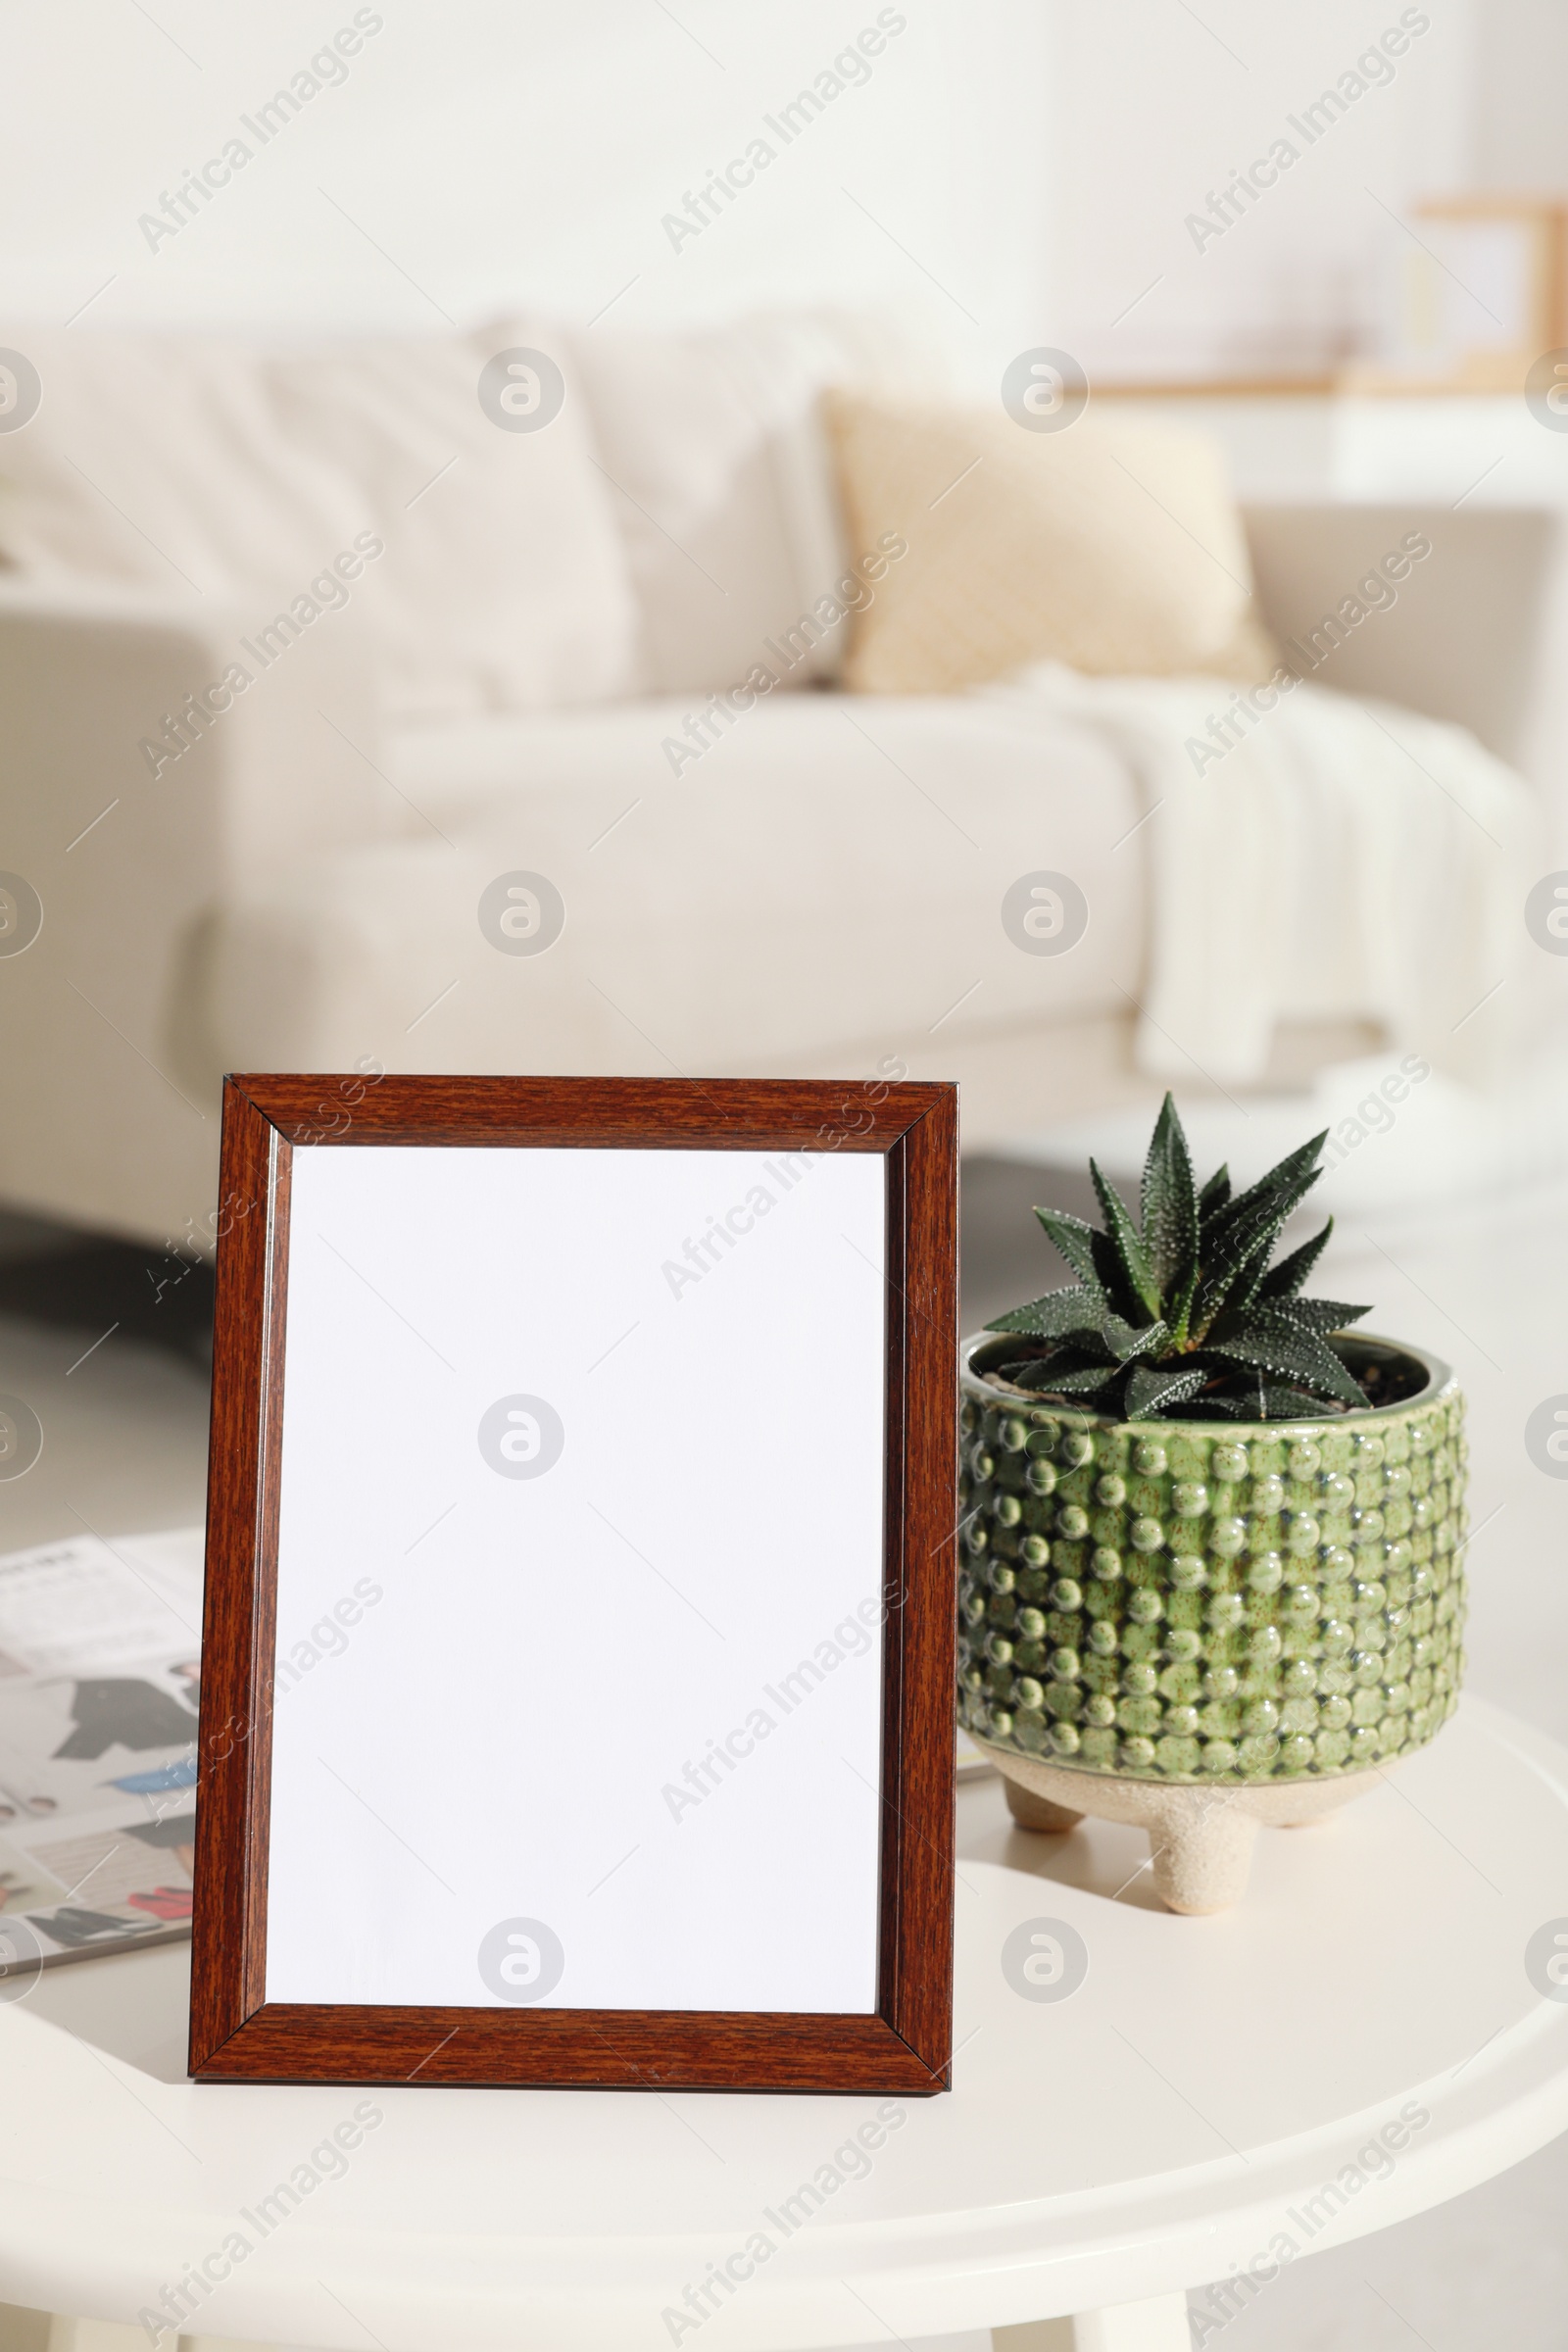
[824,388,1278,692]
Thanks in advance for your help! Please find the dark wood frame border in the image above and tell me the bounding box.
[190,1074,956,2092]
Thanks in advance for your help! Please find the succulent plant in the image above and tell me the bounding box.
[985,1094,1374,1421]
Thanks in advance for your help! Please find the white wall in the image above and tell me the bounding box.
[1470,0,1568,187]
[0,0,1546,381]
[1038,0,1479,380]
[0,0,1049,373]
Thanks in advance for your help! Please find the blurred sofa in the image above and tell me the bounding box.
[0,315,1554,1247]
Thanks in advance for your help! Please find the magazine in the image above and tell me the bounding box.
[0,1529,204,1971]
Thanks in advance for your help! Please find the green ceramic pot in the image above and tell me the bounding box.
[957,1331,1467,1788]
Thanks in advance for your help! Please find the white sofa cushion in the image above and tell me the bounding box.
[0,322,639,721]
[569,314,919,697]
[197,691,1145,1076]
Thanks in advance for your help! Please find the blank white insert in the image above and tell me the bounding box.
[264,1143,887,2012]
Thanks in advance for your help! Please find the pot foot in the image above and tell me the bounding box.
[975,1739,1377,1910]
[1003,1779,1083,1835]
[1147,1798,1261,1914]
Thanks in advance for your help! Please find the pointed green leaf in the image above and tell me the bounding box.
[986,1286,1102,1339]
[1140,1094,1199,1294]
[1067,1318,1170,1367]
[1252,1384,1327,1419]
[1031,1207,1111,1299]
[1202,1308,1366,1411]
[1123,1362,1208,1419]
[1102,1314,1170,1362]
[1205,1130,1328,1250]
[1032,1203,1139,1319]
[1198,1163,1231,1222]
[1090,1158,1161,1318]
[1181,1363,1331,1421]
[1285,1298,1373,1336]
[1167,1256,1201,1349]
[1054,1329,1116,1365]
[1256,1218,1333,1300]
[1006,1359,1120,1399]
[1190,1169,1322,1339]
[1229,1209,1313,1313]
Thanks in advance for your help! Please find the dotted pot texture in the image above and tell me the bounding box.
[957,1332,1467,1788]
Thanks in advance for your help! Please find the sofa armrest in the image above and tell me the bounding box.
[0,580,386,876]
[1242,503,1556,767]
[0,583,384,1241]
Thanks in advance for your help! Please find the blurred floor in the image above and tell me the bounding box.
[1,1165,1566,2349]
[0,1232,210,1554]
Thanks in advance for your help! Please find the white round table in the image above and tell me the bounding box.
[6,1695,1568,2352]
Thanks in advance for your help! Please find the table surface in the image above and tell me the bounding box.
[4,1694,1567,2352]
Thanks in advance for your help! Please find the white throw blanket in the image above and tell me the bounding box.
[988,664,1543,1086]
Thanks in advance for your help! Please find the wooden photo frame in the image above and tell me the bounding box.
[190,1074,956,2092]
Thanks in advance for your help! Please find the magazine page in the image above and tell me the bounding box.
[0,1530,204,1969]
